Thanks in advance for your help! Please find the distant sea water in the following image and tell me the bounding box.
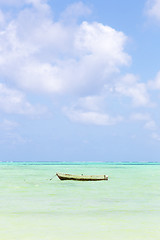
[0,162,160,240]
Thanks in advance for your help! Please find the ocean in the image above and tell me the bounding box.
[0,162,160,240]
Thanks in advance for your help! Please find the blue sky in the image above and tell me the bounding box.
[0,0,160,162]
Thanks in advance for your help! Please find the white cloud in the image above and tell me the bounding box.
[75,22,130,67]
[15,61,65,93]
[0,3,130,96]
[115,74,151,107]
[60,2,91,22]
[64,94,123,126]
[71,95,107,112]
[0,83,45,115]
[146,0,160,21]
[148,71,160,89]
[64,107,123,126]
[0,1,154,130]
[130,112,157,131]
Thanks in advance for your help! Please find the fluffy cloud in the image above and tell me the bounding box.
[0,83,45,115]
[114,74,150,107]
[64,95,123,125]
[71,96,106,112]
[60,2,91,22]
[146,0,160,21]
[148,71,160,89]
[130,112,157,131]
[0,1,153,127]
[64,108,123,126]
[0,2,130,96]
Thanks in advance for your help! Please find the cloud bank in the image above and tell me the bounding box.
[0,0,157,134]
[0,6,130,95]
[0,0,134,124]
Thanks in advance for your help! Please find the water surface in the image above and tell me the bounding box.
[0,163,160,240]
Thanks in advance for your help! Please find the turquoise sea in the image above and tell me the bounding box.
[0,162,160,240]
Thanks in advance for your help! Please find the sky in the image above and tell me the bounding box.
[0,0,160,162]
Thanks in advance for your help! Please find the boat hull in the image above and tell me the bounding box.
[56,173,108,181]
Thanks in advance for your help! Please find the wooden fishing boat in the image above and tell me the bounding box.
[56,173,108,181]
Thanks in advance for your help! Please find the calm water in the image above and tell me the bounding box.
[0,162,160,240]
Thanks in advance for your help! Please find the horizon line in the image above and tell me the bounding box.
[1,161,160,165]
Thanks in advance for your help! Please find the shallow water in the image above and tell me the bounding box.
[0,163,160,240]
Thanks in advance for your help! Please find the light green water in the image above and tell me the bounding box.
[0,163,160,240]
